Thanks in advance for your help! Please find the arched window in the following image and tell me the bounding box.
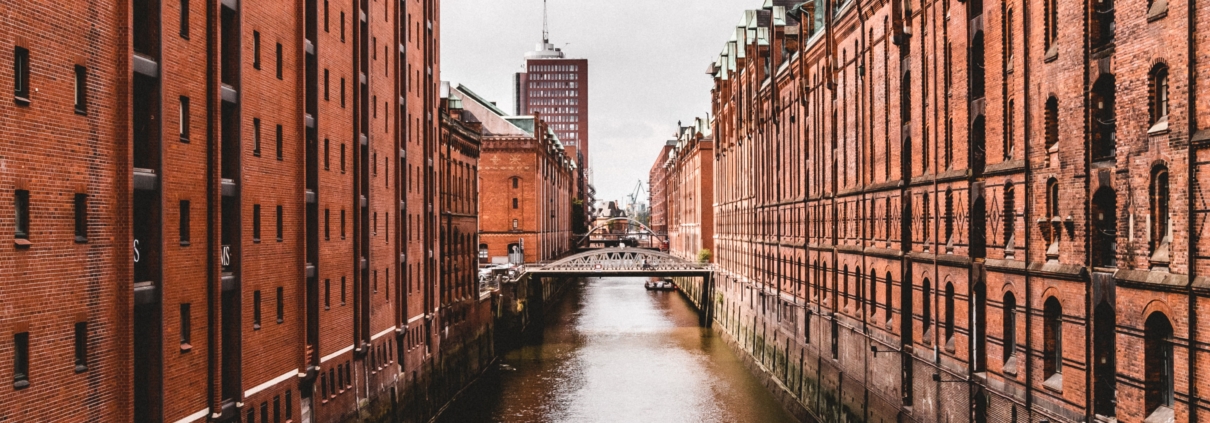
[1145,312,1174,414]
[970,32,986,100]
[945,282,956,342]
[1043,297,1063,381]
[885,272,894,323]
[1091,75,1117,162]
[1044,96,1059,150]
[1150,166,1170,253]
[1150,64,1170,127]
[1092,188,1118,267]
[869,269,879,317]
[843,265,850,307]
[922,277,933,335]
[1003,292,1017,362]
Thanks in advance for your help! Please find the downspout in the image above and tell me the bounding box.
[1186,0,1199,419]
[1021,0,1035,413]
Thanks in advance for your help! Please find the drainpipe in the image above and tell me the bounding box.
[1185,0,1199,419]
[1021,0,1035,415]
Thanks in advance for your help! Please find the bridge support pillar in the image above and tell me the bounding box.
[699,274,714,328]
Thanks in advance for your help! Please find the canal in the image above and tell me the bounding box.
[437,276,798,423]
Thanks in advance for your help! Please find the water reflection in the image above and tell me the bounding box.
[438,277,797,423]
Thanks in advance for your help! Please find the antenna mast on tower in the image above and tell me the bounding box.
[542,0,549,43]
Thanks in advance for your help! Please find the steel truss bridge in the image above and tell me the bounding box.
[523,248,713,278]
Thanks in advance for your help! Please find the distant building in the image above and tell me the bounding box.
[662,120,714,263]
[514,38,590,171]
[648,141,676,250]
[459,85,576,264]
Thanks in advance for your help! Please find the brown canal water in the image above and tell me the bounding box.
[437,277,798,423]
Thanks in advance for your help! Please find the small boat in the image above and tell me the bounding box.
[645,279,678,291]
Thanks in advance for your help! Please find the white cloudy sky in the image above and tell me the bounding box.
[441,0,754,204]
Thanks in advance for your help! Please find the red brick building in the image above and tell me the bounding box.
[701,1,1210,423]
[661,120,715,263]
[0,0,495,422]
[648,141,674,250]
[461,85,575,264]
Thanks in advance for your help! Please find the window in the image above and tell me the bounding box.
[1150,166,1170,253]
[253,204,262,242]
[922,278,933,335]
[179,97,190,142]
[253,290,262,330]
[276,287,284,324]
[324,139,330,169]
[320,372,327,399]
[276,124,283,160]
[512,219,519,230]
[1145,312,1174,413]
[324,0,329,32]
[1044,97,1059,150]
[253,31,261,69]
[1044,0,1058,54]
[324,209,330,240]
[1043,297,1063,381]
[261,402,268,423]
[341,276,346,305]
[74,65,87,113]
[1003,183,1016,246]
[1150,65,1169,127]
[340,143,346,172]
[1005,8,1014,63]
[869,270,878,316]
[1003,293,1017,362]
[179,200,190,245]
[340,77,346,108]
[285,390,292,420]
[273,396,281,423]
[340,11,345,42]
[512,177,519,189]
[13,332,29,388]
[275,43,283,79]
[1005,101,1014,159]
[944,283,955,342]
[324,69,329,100]
[180,303,192,350]
[253,118,262,156]
[512,198,518,209]
[180,0,190,38]
[276,205,283,242]
[325,279,331,309]
[340,209,346,239]
[14,189,29,240]
[1046,179,1060,220]
[247,409,255,423]
[14,47,30,101]
[74,194,88,243]
[73,322,87,372]
[944,189,954,244]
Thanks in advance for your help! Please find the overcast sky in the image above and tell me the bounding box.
[441,0,754,205]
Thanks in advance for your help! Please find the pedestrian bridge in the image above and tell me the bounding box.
[522,248,713,278]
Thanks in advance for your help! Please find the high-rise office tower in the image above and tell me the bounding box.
[514,1,589,169]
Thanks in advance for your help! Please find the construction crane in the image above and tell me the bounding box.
[625,180,648,218]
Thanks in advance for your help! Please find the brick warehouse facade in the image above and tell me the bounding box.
[459,84,575,265]
[648,141,673,250]
[663,120,715,264]
[0,0,496,422]
[684,1,1210,422]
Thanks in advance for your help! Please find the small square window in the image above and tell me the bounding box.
[179,97,190,142]
[276,286,284,324]
[14,47,30,102]
[253,31,261,69]
[13,331,29,388]
[180,0,190,38]
[14,189,30,241]
[180,303,192,351]
[253,118,262,156]
[73,322,88,372]
[253,204,262,242]
[74,193,88,243]
[74,65,87,114]
[253,290,262,330]
[179,200,191,246]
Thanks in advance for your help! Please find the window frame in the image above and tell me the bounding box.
[14,47,30,102]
